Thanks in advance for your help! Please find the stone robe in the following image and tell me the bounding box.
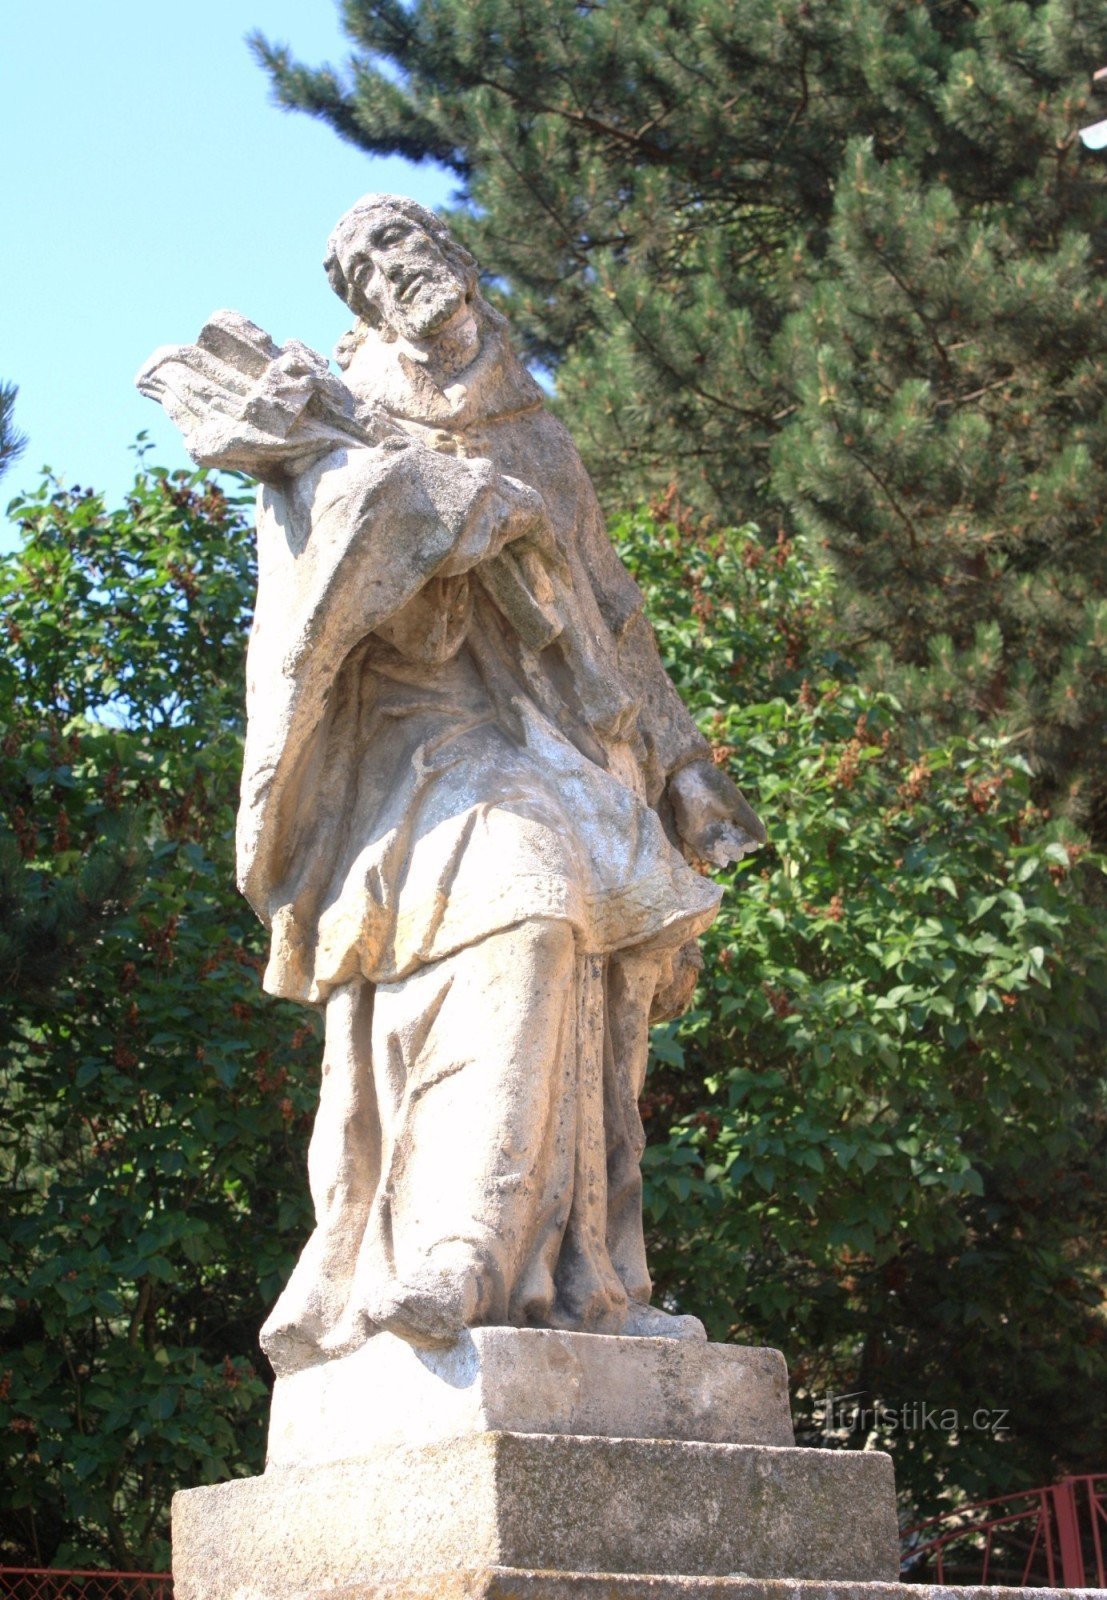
[234,311,741,1368]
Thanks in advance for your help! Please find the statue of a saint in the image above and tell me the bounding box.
[138,195,764,1375]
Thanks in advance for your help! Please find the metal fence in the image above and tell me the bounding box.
[901,1473,1107,1588]
[0,1572,171,1600]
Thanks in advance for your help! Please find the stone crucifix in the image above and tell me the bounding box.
[137,194,764,1375]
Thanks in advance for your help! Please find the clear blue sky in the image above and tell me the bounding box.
[0,1,451,530]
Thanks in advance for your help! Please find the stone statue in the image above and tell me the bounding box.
[137,194,764,1376]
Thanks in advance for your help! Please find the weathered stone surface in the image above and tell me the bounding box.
[259,1576,1106,1600]
[266,1329,794,1464]
[172,1433,899,1600]
[138,193,766,1373]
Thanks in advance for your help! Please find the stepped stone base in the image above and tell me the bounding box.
[173,1431,899,1598]
[268,1579,1106,1600]
[170,1331,1105,1600]
[266,1328,795,1463]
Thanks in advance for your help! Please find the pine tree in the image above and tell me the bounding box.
[773,123,1107,835]
[0,382,25,482]
[252,0,1107,832]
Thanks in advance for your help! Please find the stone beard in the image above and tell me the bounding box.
[137,194,765,1376]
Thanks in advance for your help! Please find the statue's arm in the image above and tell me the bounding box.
[616,608,765,865]
[237,439,548,916]
[135,309,394,478]
[575,499,765,865]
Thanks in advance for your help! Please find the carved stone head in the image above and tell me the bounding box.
[325,194,479,342]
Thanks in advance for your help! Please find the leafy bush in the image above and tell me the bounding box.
[1,474,1103,1560]
[0,465,317,1567]
[622,506,1107,1511]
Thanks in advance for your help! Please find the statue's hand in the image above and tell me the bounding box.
[136,310,387,479]
[668,757,766,868]
[457,475,568,650]
[441,472,557,583]
[495,474,559,561]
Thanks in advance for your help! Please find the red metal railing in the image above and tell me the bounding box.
[0,1572,171,1600]
[901,1473,1107,1587]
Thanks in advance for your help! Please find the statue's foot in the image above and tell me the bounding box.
[260,1303,331,1376]
[622,1301,707,1341]
[370,1254,483,1349]
[261,1275,371,1374]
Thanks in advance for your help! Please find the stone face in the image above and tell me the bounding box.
[172,1433,900,1600]
[266,1328,794,1464]
[138,192,766,1371]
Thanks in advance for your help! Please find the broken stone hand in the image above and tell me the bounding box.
[667,757,767,868]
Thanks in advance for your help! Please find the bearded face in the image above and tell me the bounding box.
[345,210,470,341]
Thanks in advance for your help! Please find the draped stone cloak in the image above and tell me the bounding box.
[234,311,741,1359]
[238,313,724,1006]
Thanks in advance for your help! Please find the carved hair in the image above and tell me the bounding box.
[324,193,478,332]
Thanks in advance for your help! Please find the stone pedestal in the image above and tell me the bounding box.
[170,1331,1103,1600]
[265,1327,795,1462]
